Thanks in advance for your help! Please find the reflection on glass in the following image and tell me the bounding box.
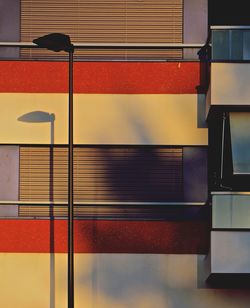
[230,112,250,174]
[212,30,229,60]
[243,31,250,60]
[231,30,243,60]
[212,29,250,60]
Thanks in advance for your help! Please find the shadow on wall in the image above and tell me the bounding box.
[18,111,55,143]
[75,254,250,308]
[99,147,183,202]
[75,220,210,254]
[18,110,56,308]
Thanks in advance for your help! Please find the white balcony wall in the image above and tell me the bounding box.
[212,193,250,229]
[210,63,250,106]
[211,231,250,274]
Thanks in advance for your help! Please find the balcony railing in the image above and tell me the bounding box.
[211,26,250,61]
[0,42,204,61]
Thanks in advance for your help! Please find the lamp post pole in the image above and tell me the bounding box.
[68,47,74,308]
[33,33,75,308]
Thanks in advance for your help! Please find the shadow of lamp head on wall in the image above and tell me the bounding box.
[18,111,55,123]
[18,111,55,144]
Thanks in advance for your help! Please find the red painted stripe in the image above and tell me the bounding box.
[0,61,202,94]
[0,220,209,254]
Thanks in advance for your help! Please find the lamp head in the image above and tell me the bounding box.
[33,33,73,52]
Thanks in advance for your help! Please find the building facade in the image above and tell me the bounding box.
[0,0,250,307]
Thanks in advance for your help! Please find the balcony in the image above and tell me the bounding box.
[207,26,250,117]
[206,27,250,286]
[205,192,250,286]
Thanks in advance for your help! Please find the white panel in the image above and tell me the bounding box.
[211,63,250,106]
[233,196,250,227]
[213,194,250,229]
[212,195,232,228]
[211,231,250,273]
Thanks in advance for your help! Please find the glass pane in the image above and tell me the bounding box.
[231,30,243,60]
[212,30,230,60]
[243,31,250,60]
[230,112,250,174]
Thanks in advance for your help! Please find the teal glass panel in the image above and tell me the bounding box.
[230,112,250,174]
[231,30,243,60]
[212,30,230,60]
[243,31,250,59]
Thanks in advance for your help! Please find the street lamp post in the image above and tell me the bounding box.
[33,33,75,308]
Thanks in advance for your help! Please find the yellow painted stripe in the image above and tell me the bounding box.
[0,94,207,145]
[0,253,245,308]
[0,253,197,308]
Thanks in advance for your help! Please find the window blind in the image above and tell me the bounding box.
[19,146,183,216]
[21,0,183,60]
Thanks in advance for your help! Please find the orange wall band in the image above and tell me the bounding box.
[0,220,209,254]
[0,61,202,94]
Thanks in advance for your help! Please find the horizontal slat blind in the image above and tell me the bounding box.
[74,147,183,202]
[20,147,68,201]
[19,146,183,216]
[21,0,183,60]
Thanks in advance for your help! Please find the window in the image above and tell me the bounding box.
[212,29,250,61]
[21,0,183,60]
[20,146,183,203]
[19,146,185,216]
[230,112,250,175]
[210,111,250,191]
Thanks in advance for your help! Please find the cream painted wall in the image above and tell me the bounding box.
[0,93,207,145]
[0,253,249,308]
[0,94,68,144]
[211,63,250,106]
